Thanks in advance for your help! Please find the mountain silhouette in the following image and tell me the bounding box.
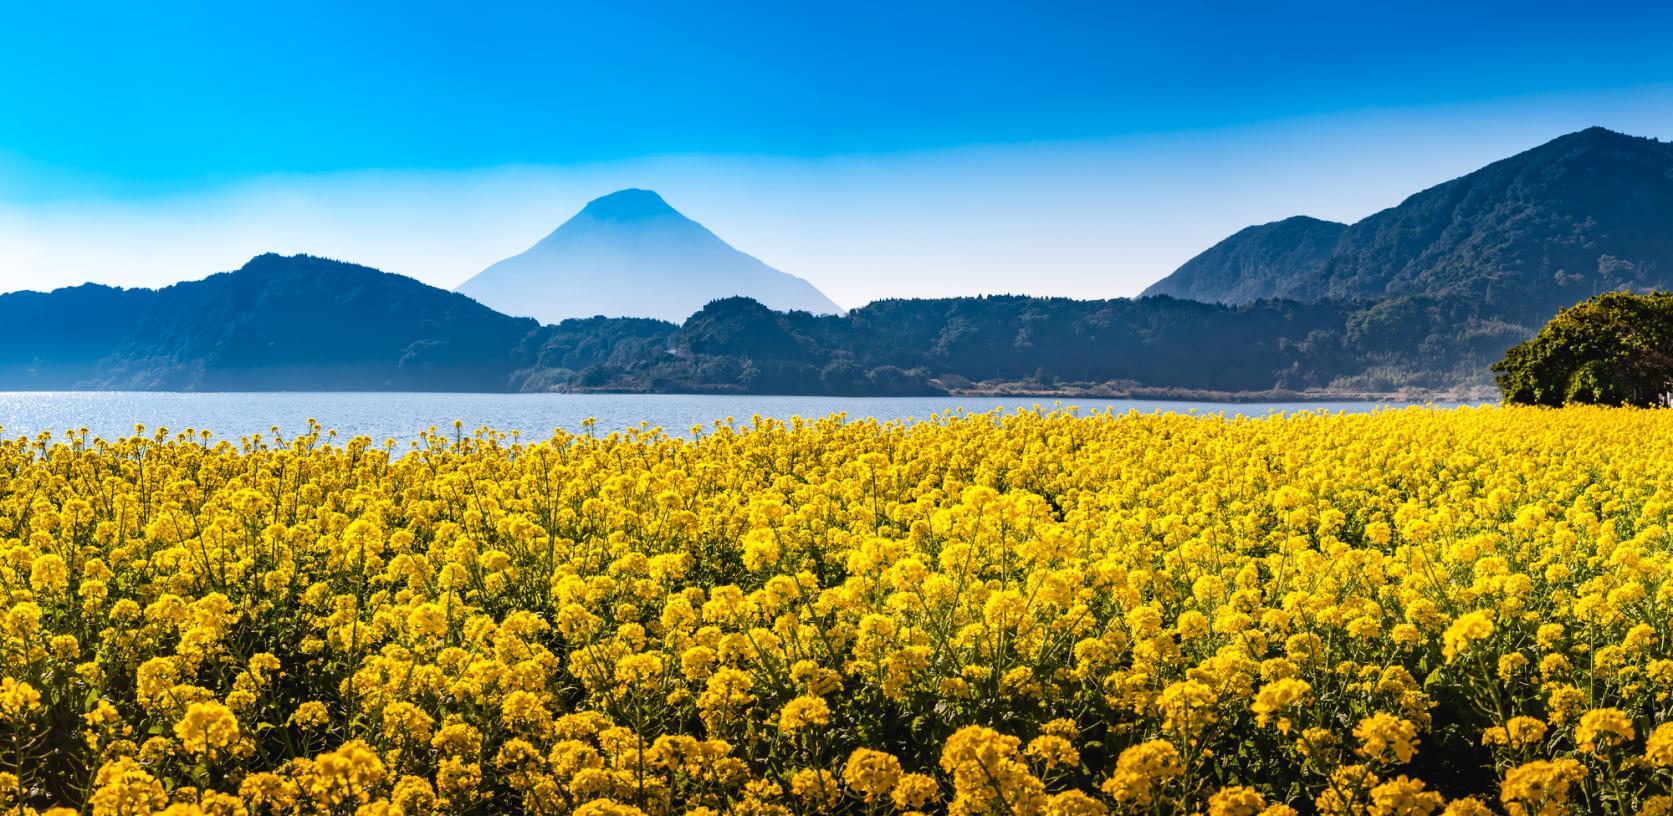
[10,129,1673,396]
[0,254,540,390]
[1145,127,1673,323]
[1144,216,1347,305]
[456,189,842,323]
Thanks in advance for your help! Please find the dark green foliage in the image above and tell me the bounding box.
[1492,291,1673,407]
[512,316,677,391]
[505,292,1510,395]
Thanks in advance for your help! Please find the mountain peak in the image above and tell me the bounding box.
[576,188,682,222]
[226,252,394,284]
[1538,126,1651,152]
[1143,125,1673,313]
[1570,125,1634,141]
[457,189,843,323]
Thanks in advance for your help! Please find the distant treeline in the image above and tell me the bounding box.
[0,254,1531,396]
[515,293,1525,396]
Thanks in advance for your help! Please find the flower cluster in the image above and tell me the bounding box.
[2,406,1673,815]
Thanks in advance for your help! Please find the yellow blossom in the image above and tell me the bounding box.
[172,701,240,759]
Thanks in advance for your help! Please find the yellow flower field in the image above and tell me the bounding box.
[3,406,1673,816]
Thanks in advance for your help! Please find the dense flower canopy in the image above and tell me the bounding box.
[3,407,1673,815]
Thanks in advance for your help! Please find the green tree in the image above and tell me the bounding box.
[1492,291,1673,406]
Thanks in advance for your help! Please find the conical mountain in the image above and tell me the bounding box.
[1144,127,1673,321]
[456,189,842,324]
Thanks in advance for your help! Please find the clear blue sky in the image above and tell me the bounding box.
[2,0,1671,302]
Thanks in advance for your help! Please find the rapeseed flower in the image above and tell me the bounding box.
[5,407,1673,814]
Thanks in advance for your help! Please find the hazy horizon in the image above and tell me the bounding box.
[4,1,1673,307]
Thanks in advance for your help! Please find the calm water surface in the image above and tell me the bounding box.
[0,392,1477,443]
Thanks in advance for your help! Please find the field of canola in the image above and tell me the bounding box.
[3,406,1673,816]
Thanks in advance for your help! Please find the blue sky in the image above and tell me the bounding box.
[3,1,1672,303]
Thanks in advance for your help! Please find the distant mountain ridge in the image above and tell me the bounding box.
[1145,127,1673,321]
[4,127,1670,397]
[0,254,538,391]
[457,189,842,323]
[0,252,1490,398]
[1148,216,1347,304]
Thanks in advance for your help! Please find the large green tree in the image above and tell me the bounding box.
[1493,291,1673,407]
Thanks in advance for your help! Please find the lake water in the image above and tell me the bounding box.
[0,392,1478,443]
